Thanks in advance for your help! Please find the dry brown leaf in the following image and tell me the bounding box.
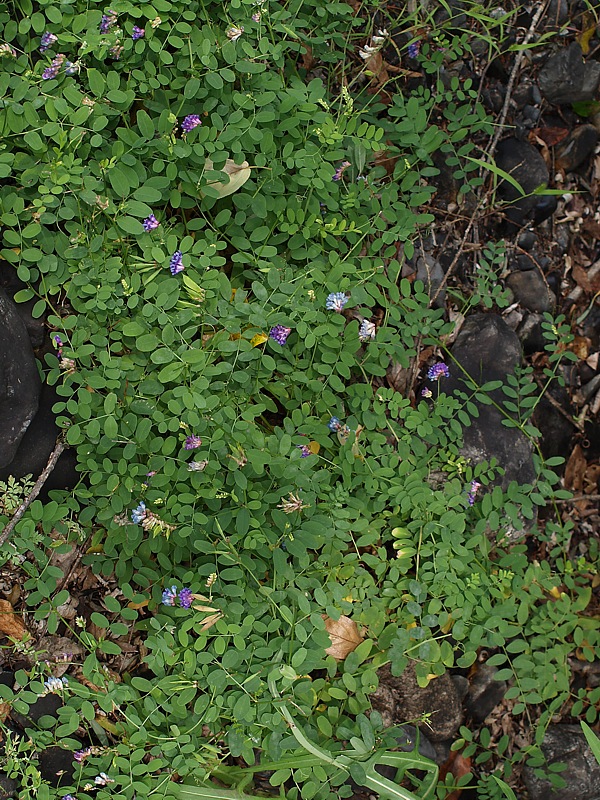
[0,599,27,641]
[438,750,472,800]
[533,126,570,148]
[568,335,591,361]
[564,444,587,495]
[323,615,363,660]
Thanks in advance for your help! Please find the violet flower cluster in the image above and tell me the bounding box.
[181,114,202,133]
[100,10,118,33]
[162,586,194,608]
[42,53,65,80]
[39,32,57,52]
[468,480,482,506]
[132,26,145,40]
[269,325,291,345]
[427,362,450,380]
[170,250,184,275]
[184,435,202,450]
[143,214,160,231]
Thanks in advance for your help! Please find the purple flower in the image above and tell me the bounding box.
[184,435,202,450]
[427,362,450,381]
[297,444,311,458]
[181,114,202,133]
[109,44,123,60]
[42,53,65,80]
[132,26,145,40]
[358,320,376,342]
[332,161,351,181]
[170,250,184,275]
[53,334,63,348]
[64,60,80,76]
[269,325,291,345]
[95,773,114,786]
[100,10,117,33]
[74,747,92,762]
[327,416,341,432]
[325,292,348,312]
[421,387,433,398]
[179,587,193,608]
[63,795,76,800]
[40,32,58,52]
[162,585,178,606]
[143,214,160,231]
[468,480,482,506]
[131,501,146,524]
[408,41,421,58]
[251,12,261,22]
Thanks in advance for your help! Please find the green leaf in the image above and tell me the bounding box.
[137,109,155,139]
[87,68,106,97]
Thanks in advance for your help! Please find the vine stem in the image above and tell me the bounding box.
[0,437,66,548]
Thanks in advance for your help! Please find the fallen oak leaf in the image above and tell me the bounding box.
[0,599,27,641]
[322,615,363,660]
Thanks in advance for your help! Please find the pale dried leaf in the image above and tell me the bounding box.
[323,615,363,660]
[199,612,223,631]
[203,158,251,198]
[0,599,27,641]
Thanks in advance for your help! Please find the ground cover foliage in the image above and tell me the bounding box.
[0,0,598,799]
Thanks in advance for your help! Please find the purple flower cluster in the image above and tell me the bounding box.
[269,325,291,345]
[468,480,482,506]
[184,435,202,450]
[359,320,376,342]
[95,773,114,786]
[297,444,311,458]
[325,292,348,312]
[328,416,342,432]
[109,44,123,60]
[181,114,202,133]
[408,41,421,58]
[42,53,65,80]
[132,26,145,40]
[162,585,194,608]
[74,747,92,763]
[427,362,450,381]
[332,161,351,181]
[100,10,117,33]
[64,60,79,75]
[421,387,432,398]
[143,214,160,231]
[170,250,184,275]
[39,32,57,52]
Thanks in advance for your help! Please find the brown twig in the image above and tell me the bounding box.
[554,493,600,504]
[429,1,549,308]
[0,437,66,548]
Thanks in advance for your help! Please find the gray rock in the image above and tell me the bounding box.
[516,311,546,355]
[0,774,17,800]
[443,314,536,489]
[464,663,507,723]
[507,269,556,313]
[416,253,446,309]
[378,664,462,743]
[495,138,555,228]
[556,125,599,172]
[538,43,600,105]
[0,288,41,469]
[518,230,537,251]
[522,725,600,800]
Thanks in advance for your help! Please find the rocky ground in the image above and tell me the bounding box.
[0,1,599,799]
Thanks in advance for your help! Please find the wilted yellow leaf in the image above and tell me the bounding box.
[251,332,268,347]
[199,612,224,631]
[202,158,251,198]
[323,615,363,660]
[308,441,320,454]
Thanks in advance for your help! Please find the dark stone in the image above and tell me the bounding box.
[378,664,462,743]
[522,725,600,800]
[518,230,537,251]
[517,312,547,355]
[38,746,75,788]
[543,0,568,28]
[0,265,45,349]
[464,664,507,723]
[0,774,17,800]
[556,125,599,172]
[507,269,555,313]
[0,289,41,469]
[495,139,555,228]
[513,254,536,272]
[533,388,576,464]
[0,383,79,498]
[443,314,536,489]
[11,692,62,729]
[0,671,13,689]
[538,43,600,105]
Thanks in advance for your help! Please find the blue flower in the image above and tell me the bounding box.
[170,250,184,275]
[132,26,145,40]
[427,362,450,380]
[358,320,376,342]
[325,292,348,312]
[297,444,311,458]
[327,416,341,432]
[162,585,178,606]
[408,41,421,58]
[184,435,202,450]
[131,501,146,524]
[42,53,65,80]
[100,10,117,33]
